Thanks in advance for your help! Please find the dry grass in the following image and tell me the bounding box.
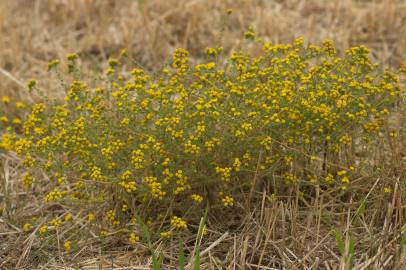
[1,0,406,100]
[2,0,406,269]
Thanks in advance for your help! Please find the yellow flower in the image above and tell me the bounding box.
[215,166,232,182]
[222,196,234,207]
[66,53,78,61]
[23,223,32,232]
[88,213,95,222]
[22,173,34,188]
[325,174,334,184]
[341,176,350,184]
[337,170,347,176]
[190,194,203,203]
[384,187,392,193]
[26,80,37,91]
[160,230,173,238]
[129,233,140,244]
[244,26,255,40]
[120,117,130,126]
[63,241,72,251]
[50,218,62,227]
[233,158,242,172]
[47,59,60,71]
[39,225,48,235]
[0,116,8,123]
[64,213,73,222]
[120,48,128,58]
[44,189,63,202]
[12,118,22,125]
[1,96,10,104]
[170,216,187,230]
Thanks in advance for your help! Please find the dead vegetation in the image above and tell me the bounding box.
[1,0,406,100]
[1,0,406,269]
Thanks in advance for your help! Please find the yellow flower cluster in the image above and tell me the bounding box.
[190,194,203,203]
[119,181,137,193]
[0,133,14,150]
[2,38,404,249]
[222,196,234,207]
[160,230,173,238]
[22,173,33,187]
[143,176,166,200]
[215,166,232,182]
[170,216,187,230]
[129,233,140,244]
[39,225,48,235]
[50,218,62,227]
[44,189,63,202]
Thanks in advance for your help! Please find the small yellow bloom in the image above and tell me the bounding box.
[12,118,22,125]
[63,241,72,251]
[88,213,95,222]
[100,230,108,237]
[15,101,26,109]
[50,218,62,227]
[160,230,173,238]
[0,116,8,123]
[26,80,37,91]
[47,59,60,71]
[384,187,392,193]
[120,48,128,58]
[222,196,234,207]
[337,170,347,176]
[190,194,203,203]
[129,233,140,244]
[341,176,350,184]
[39,225,48,235]
[170,216,187,230]
[202,225,208,236]
[64,213,73,222]
[1,96,10,104]
[23,223,32,232]
[389,131,397,138]
[120,117,130,126]
[22,173,34,188]
[66,53,78,61]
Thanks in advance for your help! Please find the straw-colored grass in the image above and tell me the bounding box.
[1,0,406,100]
[1,0,406,269]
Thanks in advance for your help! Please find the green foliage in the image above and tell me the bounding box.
[0,37,404,253]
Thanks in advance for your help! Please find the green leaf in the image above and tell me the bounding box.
[355,201,365,218]
[196,207,209,241]
[179,241,185,270]
[192,206,208,270]
[335,230,345,256]
[133,212,161,269]
[152,252,164,270]
[349,236,355,256]
[398,228,406,257]
[193,250,201,270]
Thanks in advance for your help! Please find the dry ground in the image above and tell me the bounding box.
[1,0,406,269]
[1,0,406,100]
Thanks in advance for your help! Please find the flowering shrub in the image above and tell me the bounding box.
[1,38,405,250]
